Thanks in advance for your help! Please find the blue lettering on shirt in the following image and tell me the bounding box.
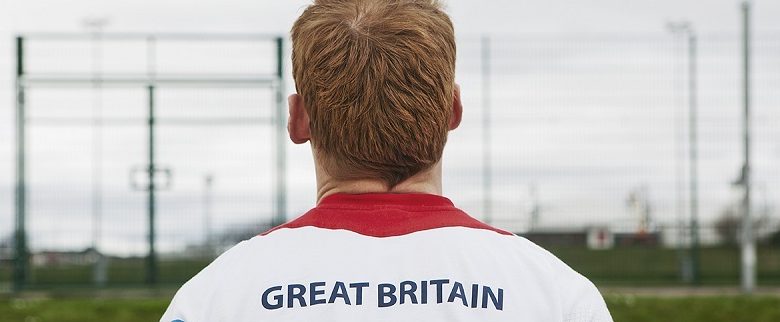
[328,281,351,305]
[260,279,503,311]
[377,283,397,307]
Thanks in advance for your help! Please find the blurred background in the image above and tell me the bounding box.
[0,0,779,320]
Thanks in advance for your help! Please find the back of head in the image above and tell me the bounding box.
[291,0,457,187]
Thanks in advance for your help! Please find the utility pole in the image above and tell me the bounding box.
[667,21,700,285]
[739,0,756,294]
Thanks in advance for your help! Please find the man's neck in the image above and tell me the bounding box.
[315,163,443,204]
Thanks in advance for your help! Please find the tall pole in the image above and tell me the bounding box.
[688,31,700,286]
[146,85,158,286]
[274,36,287,226]
[740,0,756,294]
[84,18,109,287]
[673,27,689,283]
[14,36,28,292]
[82,17,109,256]
[481,35,493,224]
[91,30,103,251]
[667,22,699,284]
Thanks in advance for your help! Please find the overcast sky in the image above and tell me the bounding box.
[0,0,778,254]
[3,0,780,34]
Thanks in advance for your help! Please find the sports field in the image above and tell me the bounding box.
[2,246,778,321]
[3,246,779,288]
[550,246,780,285]
[1,295,779,322]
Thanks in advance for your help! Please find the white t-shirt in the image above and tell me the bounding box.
[161,193,613,322]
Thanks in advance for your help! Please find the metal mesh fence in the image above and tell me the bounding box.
[3,34,284,290]
[1,31,779,291]
[444,32,780,286]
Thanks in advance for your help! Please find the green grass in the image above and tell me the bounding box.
[2,246,779,288]
[606,295,780,322]
[0,259,212,289]
[0,298,167,322]
[0,296,778,322]
[549,246,780,286]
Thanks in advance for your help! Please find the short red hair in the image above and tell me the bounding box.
[291,0,457,187]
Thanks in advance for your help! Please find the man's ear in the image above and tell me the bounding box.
[288,94,311,144]
[449,84,463,130]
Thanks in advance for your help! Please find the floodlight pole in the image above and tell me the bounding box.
[13,36,28,292]
[667,22,700,285]
[671,26,688,284]
[83,17,109,253]
[84,18,109,287]
[687,30,700,287]
[740,0,756,294]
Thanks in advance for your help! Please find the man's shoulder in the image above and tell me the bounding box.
[163,228,611,322]
[507,237,611,321]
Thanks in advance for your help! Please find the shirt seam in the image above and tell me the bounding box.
[264,224,513,238]
[315,205,458,212]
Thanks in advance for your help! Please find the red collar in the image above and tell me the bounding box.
[262,193,512,238]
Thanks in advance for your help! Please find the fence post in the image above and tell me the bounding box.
[147,85,158,286]
[13,36,28,292]
[274,36,287,226]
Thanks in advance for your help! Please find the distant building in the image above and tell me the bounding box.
[519,227,660,249]
[520,230,588,248]
[31,247,102,267]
